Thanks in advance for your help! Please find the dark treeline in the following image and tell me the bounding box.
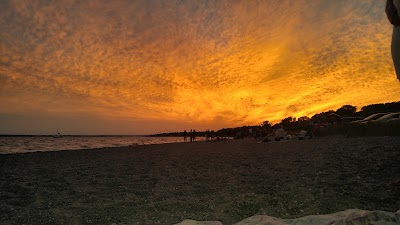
[150,131,217,138]
[150,101,400,137]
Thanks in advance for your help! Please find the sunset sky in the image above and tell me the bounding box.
[1,0,400,135]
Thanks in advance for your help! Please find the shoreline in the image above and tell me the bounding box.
[0,139,191,155]
[1,136,399,225]
[0,136,197,154]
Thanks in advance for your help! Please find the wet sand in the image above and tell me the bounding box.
[0,136,399,225]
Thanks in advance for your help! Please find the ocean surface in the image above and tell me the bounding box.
[0,136,199,154]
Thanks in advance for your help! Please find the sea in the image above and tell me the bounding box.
[0,135,198,154]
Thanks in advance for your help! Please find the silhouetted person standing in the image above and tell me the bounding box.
[189,129,193,142]
[183,130,187,142]
[307,122,314,139]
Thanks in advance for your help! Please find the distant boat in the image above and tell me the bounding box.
[53,129,62,138]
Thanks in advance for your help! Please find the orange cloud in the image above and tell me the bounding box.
[0,0,399,134]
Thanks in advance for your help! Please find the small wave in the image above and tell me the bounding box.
[0,136,185,154]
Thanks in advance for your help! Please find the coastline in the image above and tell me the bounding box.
[0,136,192,154]
[0,136,399,225]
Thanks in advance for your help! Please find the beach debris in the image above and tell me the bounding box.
[388,177,400,186]
[174,220,223,225]
[174,209,400,225]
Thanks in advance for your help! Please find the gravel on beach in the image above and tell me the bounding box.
[0,136,399,225]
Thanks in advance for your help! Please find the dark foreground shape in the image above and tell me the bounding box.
[175,209,400,225]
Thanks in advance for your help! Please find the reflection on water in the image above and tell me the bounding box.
[0,136,202,154]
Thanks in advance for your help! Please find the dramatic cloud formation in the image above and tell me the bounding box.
[0,0,399,134]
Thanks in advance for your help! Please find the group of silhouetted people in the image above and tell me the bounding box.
[183,129,196,142]
[182,129,216,142]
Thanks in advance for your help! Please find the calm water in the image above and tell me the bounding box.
[0,136,199,154]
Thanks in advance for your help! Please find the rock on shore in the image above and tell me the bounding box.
[175,209,400,225]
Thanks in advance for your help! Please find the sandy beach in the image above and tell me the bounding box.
[0,136,399,225]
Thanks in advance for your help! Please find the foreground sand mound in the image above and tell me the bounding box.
[175,209,400,225]
[175,221,223,225]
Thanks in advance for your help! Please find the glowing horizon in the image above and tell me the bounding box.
[1,0,399,134]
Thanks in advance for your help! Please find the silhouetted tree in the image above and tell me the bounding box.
[312,110,337,124]
[260,120,272,136]
[261,120,272,130]
[281,117,295,124]
[298,116,310,122]
[281,117,296,131]
[360,102,400,115]
[150,101,399,137]
[295,116,311,130]
[336,105,357,116]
